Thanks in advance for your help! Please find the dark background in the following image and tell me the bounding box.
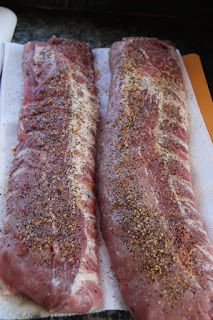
[0,1,212,319]
[0,1,213,96]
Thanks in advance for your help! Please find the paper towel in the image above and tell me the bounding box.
[0,44,126,319]
[178,55,213,242]
[0,43,212,319]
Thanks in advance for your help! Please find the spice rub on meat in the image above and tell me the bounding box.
[98,37,213,320]
[0,37,102,312]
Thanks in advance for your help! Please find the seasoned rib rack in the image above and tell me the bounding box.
[0,37,102,312]
[98,37,213,320]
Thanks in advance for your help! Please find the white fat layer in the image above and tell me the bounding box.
[32,44,101,300]
[15,148,45,158]
[10,166,28,178]
[52,278,61,287]
[66,72,99,299]
[43,56,99,304]
[172,178,194,194]
[197,246,213,264]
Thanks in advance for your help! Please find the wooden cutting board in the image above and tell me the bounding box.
[183,53,213,142]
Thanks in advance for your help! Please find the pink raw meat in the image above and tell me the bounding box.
[98,37,213,320]
[0,37,102,312]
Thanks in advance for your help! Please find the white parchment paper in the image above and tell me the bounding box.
[0,43,212,319]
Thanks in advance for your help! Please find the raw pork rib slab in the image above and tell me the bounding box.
[98,37,213,320]
[0,38,102,312]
